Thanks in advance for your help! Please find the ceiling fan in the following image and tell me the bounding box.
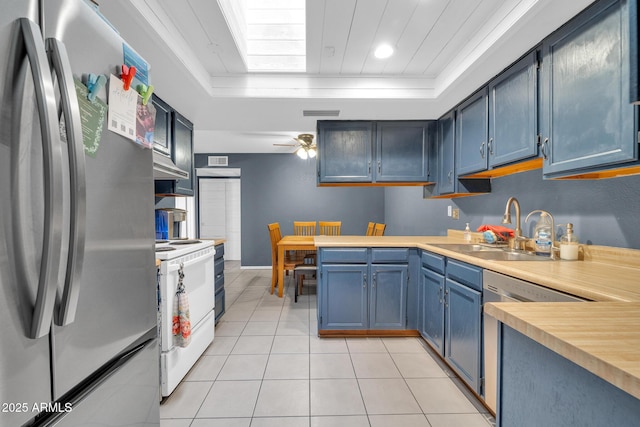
[273,133,317,159]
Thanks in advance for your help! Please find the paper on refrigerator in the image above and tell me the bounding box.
[107,74,137,142]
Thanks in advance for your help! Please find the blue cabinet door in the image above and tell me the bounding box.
[445,278,482,393]
[541,0,636,177]
[320,264,368,329]
[375,121,429,182]
[437,111,456,194]
[420,266,445,355]
[317,121,374,183]
[370,264,408,329]
[488,51,539,168]
[456,89,488,175]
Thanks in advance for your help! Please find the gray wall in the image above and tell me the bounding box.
[195,154,385,266]
[384,169,640,249]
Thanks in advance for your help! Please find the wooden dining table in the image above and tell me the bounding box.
[275,235,316,298]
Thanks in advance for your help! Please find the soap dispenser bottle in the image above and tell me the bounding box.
[560,223,579,260]
[464,223,471,242]
[532,212,552,256]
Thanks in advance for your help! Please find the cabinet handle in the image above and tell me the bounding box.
[368,161,371,174]
[479,141,485,159]
[438,286,443,304]
[447,170,453,183]
[541,137,549,160]
[373,273,376,289]
[378,161,381,174]
[363,273,367,289]
[488,137,494,155]
[444,289,449,308]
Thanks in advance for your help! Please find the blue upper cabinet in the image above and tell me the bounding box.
[437,110,456,194]
[541,0,637,178]
[376,121,430,181]
[317,121,374,183]
[317,120,432,184]
[488,51,539,168]
[456,89,488,176]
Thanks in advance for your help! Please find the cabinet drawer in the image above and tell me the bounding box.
[215,273,224,293]
[446,259,482,292]
[214,244,225,260]
[321,248,368,263]
[214,258,224,276]
[371,248,409,263]
[421,251,445,274]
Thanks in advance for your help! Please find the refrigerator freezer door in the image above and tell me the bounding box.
[0,4,58,426]
[48,338,160,426]
[45,0,157,399]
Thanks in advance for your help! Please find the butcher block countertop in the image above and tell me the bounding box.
[485,302,640,400]
[313,234,640,302]
[314,233,640,399]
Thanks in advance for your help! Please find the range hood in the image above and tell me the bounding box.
[153,151,189,180]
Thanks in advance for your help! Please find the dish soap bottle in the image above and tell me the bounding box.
[533,212,552,256]
[560,223,579,260]
[464,223,471,242]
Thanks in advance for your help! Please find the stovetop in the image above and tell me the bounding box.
[155,239,215,260]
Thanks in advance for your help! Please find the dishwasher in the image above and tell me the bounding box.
[482,270,587,413]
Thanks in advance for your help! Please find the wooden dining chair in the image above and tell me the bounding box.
[319,221,341,236]
[373,223,386,236]
[293,221,317,236]
[294,254,316,302]
[268,223,301,294]
[365,222,375,236]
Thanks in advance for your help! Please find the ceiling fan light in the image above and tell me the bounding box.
[296,147,308,159]
[374,44,394,59]
[308,148,316,158]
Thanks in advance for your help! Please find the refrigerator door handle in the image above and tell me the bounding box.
[16,18,64,339]
[47,37,87,326]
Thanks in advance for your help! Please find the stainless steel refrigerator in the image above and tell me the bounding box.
[0,0,159,425]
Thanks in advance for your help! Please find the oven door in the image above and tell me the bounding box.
[158,247,215,353]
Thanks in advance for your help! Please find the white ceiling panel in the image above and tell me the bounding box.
[97,0,597,153]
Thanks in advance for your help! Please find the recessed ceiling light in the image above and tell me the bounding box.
[374,44,394,59]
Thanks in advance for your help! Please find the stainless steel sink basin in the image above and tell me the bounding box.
[428,243,551,261]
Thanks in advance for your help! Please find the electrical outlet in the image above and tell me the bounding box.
[452,208,460,220]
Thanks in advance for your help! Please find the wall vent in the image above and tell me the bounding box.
[208,156,229,166]
[302,110,340,117]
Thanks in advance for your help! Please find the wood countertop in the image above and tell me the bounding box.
[313,235,640,302]
[315,234,640,399]
[485,301,640,401]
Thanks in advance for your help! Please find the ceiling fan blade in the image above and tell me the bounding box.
[273,143,298,147]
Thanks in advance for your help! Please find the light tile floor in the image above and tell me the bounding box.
[160,262,495,427]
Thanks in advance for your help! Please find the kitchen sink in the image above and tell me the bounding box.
[428,243,551,261]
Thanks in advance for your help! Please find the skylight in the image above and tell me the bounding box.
[245,0,306,72]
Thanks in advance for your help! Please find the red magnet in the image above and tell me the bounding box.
[121,65,137,91]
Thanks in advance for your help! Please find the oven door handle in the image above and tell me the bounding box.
[165,248,214,272]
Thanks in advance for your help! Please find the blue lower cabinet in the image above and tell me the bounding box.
[370,265,408,329]
[320,264,368,329]
[420,266,445,354]
[318,248,410,331]
[498,325,640,427]
[445,278,482,393]
[420,251,483,394]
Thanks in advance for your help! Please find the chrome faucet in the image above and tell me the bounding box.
[525,209,559,260]
[502,197,526,250]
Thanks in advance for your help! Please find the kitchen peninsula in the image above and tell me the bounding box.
[314,234,640,424]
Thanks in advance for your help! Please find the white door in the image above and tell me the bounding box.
[199,178,241,260]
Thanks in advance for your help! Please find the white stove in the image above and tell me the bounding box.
[155,239,216,397]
